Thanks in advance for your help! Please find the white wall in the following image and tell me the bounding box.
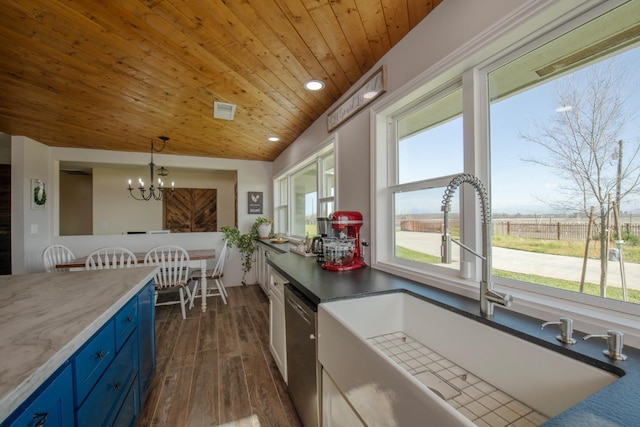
[11,140,272,285]
[93,167,161,235]
[60,172,92,235]
[11,136,52,273]
[89,167,236,235]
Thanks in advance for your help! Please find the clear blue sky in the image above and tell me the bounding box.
[491,47,640,214]
[397,45,640,216]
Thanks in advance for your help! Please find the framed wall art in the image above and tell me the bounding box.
[327,65,386,131]
[248,191,263,214]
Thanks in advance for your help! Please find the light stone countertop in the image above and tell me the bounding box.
[0,266,157,423]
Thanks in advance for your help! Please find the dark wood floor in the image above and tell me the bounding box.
[137,285,303,427]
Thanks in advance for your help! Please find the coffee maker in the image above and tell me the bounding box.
[322,211,366,271]
[311,217,336,262]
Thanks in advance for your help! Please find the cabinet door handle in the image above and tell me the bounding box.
[126,316,134,323]
[113,382,122,390]
[95,350,105,359]
[33,412,48,427]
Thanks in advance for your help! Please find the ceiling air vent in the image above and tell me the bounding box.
[213,102,236,120]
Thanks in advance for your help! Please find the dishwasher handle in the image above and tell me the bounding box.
[286,295,312,325]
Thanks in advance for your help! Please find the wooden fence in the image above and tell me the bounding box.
[493,221,640,240]
[400,219,447,233]
[399,219,640,241]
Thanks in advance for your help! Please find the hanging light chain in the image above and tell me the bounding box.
[127,136,175,201]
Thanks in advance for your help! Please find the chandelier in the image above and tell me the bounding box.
[127,136,175,201]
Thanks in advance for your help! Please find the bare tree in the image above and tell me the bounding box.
[520,60,640,294]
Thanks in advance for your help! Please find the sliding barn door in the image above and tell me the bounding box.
[163,188,217,232]
[192,189,217,232]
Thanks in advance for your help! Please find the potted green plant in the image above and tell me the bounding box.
[255,217,273,239]
[221,218,274,284]
[221,225,258,284]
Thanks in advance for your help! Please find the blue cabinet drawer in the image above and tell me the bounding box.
[5,364,74,427]
[109,376,139,427]
[73,321,115,405]
[115,299,137,351]
[76,333,138,427]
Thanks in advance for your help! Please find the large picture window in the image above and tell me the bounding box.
[488,1,640,305]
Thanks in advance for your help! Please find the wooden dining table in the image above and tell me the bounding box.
[56,249,216,312]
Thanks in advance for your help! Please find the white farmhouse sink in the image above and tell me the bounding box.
[318,292,618,426]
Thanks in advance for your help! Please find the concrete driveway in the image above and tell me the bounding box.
[395,231,639,292]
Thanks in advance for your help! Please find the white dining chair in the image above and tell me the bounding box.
[144,245,193,319]
[189,241,228,307]
[85,247,138,270]
[43,245,76,272]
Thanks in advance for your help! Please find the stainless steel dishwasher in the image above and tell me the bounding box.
[285,284,319,427]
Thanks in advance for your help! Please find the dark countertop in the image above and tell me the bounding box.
[260,240,640,426]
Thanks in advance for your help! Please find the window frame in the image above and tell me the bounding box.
[389,79,465,273]
[273,175,288,237]
[317,150,335,217]
[479,3,640,319]
[371,0,640,344]
[273,138,335,239]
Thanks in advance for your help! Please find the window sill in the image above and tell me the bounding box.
[372,260,640,348]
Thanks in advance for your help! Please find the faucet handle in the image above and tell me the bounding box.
[583,330,627,361]
[541,317,576,344]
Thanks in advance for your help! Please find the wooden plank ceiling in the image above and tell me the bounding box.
[0,0,441,161]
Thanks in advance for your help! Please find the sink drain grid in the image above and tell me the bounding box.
[367,331,548,426]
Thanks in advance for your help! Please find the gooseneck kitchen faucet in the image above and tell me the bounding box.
[441,173,513,317]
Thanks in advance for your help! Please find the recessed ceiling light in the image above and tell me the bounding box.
[304,80,325,91]
[268,136,280,142]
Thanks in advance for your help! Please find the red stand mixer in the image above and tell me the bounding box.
[321,211,366,271]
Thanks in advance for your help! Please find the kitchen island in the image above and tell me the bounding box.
[0,267,157,426]
[266,244,640,426]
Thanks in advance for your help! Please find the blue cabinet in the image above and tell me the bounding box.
[2,280,155,427]
[111,380,139,427]
[6,364,74,427]
[137,279,155,401]
[73,322,116,406]
[76,333,138,426]
[115,298,138,351]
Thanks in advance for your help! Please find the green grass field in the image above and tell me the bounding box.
[394,243,639,304]
[492,234,640,263]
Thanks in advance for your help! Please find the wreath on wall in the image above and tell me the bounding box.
[33,181,46,206]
